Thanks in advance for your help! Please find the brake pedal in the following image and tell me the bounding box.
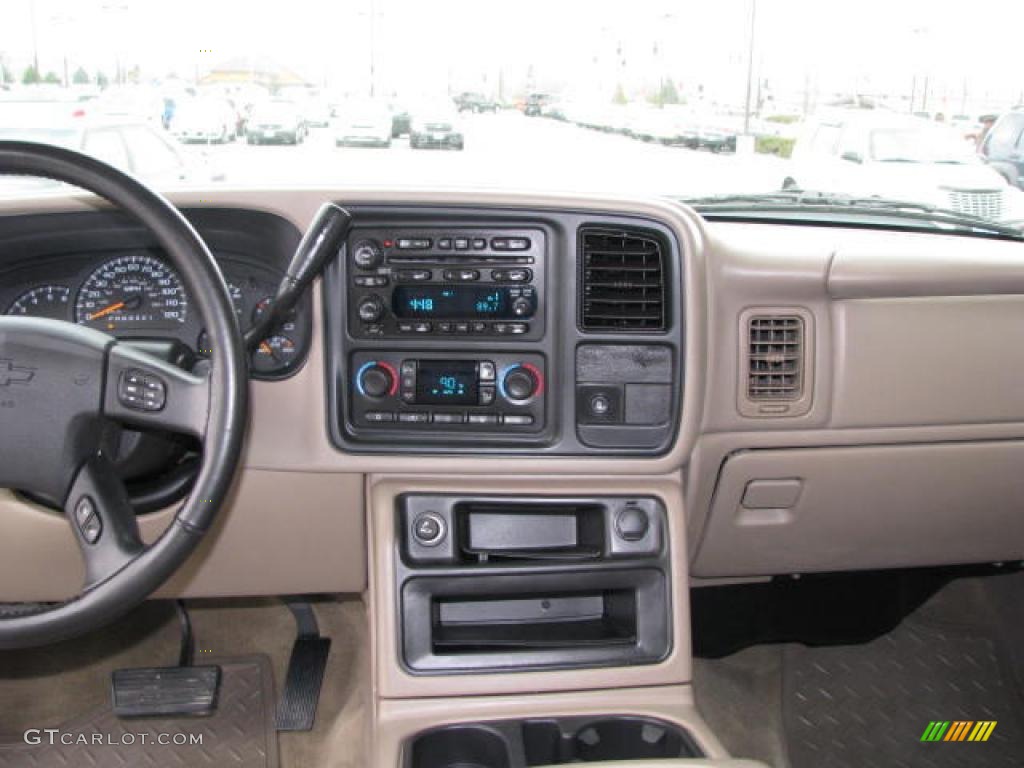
[111,600,221,718]
[276,598,331,731]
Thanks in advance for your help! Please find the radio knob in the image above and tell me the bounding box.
[511,297,533,317]
[502,366,537,401]
[353,240,383,269]
[357,295,384,323]
[359,364,394,398]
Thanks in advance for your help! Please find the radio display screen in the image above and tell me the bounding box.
[415,360,478,405]
[393,286,513,318]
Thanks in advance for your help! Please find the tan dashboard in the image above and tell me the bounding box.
[1,187,1023,605]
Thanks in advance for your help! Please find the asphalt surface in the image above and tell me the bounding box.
[189,110,785,198]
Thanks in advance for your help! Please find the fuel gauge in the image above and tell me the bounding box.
[251,334,298,375]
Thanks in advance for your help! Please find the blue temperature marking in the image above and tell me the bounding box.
[355,360,377,396]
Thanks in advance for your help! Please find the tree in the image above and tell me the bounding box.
[22,65,41,85]
[656,79,680,106]
[72,66,90,85]
[612,83,627,105]
[43,71,61,85]
[96,70,110,88]
[1,64,13,85]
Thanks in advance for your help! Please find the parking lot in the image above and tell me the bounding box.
[193,111,785,198]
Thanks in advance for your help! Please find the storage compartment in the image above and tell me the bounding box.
[404,717,702,767]
[693,441,1024,577]
[433,590,637,652]
[402,570,668,672]
[408,725,511,768]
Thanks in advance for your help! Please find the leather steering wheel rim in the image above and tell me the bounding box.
[0,141,248,649]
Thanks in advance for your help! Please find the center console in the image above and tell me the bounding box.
[323,207,684,455]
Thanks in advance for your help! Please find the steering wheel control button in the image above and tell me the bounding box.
[615,506,650,542]
[413,513,446,546]
[74,496,102,544]
[119,369,166,411]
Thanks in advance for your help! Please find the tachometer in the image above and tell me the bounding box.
[75,254,188,330]
[7,285,71,320]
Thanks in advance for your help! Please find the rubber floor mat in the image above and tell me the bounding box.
[0,655,278,767]
[783,618,1024,768]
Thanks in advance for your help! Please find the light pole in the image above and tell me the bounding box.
[743,0,757,134]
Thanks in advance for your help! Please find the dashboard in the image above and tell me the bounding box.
[3,187,1024,607]
[0,208,312,379]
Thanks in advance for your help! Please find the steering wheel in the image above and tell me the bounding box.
[0,141,248,649]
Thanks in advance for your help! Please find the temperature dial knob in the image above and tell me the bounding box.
[357,362,395,399]
[352,240,383,269]
[502,365,538,402]
[357,295,384,323]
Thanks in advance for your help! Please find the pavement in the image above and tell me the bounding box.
[187,110,786,199]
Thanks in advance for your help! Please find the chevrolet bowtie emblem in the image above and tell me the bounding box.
[0,359,36,387]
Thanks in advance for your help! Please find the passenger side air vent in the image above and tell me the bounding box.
[579,227,667,332]
[739,309,814,418]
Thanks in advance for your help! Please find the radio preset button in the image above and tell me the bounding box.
[508,323,529,334]
[453,237,470,250]
[492,323,508,334]
[437,238,453,250]
[468,413,499,425]
[399,412,430,423]
[471,321,487,333]
[413,322,432,333]
[503,414,535,426]
[354,275,388,287]
[454,322,470,333]
[398,269,432,281]
[472,238,487,250]
[397,238,431,249]
[491,237,531,251]
[443,268,480,281]
[437,322,453,333]
[364,410,394,423]
[432,412,465,424]
[398,322,414,333]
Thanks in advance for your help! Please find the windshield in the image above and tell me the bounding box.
[1,0,1023,226]
[871,127,977,164]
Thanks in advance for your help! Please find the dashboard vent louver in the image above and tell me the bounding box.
[747,315,804,400]
[579,227,667,332]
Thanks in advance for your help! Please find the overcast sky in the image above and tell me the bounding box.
[3,1,1022,110]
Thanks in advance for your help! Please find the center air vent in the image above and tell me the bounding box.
[579,227,667,332]
[747,315,804,400]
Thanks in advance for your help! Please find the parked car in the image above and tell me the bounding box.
[171,98,237,144]
[979,109,1024,189]
[454,92,498,113]
[0,119,222,190]
[388,103,412,137]
[524,93,551,117]
[245,101,307,145]
[334,101,392,147]
[409,109,464,150]
[785,112,1023,221]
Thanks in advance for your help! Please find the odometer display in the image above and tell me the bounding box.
[76,254,188,329]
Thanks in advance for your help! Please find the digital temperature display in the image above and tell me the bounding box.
[414,360,478,405]
[393,286,515,318]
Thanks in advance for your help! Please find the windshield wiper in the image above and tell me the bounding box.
[683,190,1024,239]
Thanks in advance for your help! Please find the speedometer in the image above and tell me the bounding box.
[75,254,188,330]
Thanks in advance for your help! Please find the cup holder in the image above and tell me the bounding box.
[407,725,511,768]
[570,717,695,762]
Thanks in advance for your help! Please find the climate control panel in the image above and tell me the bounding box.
[349,351,546,434]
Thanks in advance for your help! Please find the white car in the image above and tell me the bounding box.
[785,111,1024,222]
[171,98,236,144]
[334,102,392,147]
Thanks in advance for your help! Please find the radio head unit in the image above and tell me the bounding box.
[346,227,546,341]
